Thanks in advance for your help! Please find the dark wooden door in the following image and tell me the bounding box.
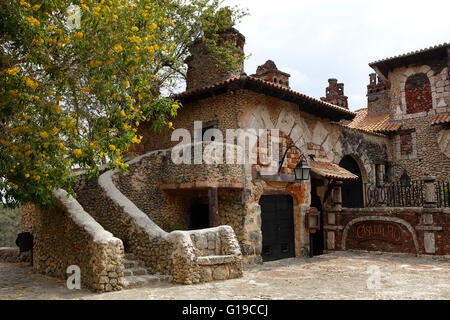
[259,195,295,261]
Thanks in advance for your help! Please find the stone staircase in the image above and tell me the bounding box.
[122,253,173,289]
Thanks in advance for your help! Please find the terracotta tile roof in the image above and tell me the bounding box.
[347,108,401,133]
[369,42,449,66]
[172,74,356,121]
[369,43,449,78]
[432,114,450,125]
[310,161,359,180]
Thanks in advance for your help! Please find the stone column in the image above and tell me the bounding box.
[376,164,385,186]
[208,187,219,227]
[423,176,437,208]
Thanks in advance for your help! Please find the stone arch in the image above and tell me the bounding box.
[339,155,365,208]
[405,73,433,114]
[341,216,419,255]
[340,153,369,185]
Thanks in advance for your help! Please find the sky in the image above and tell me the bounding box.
[223,0,450,111]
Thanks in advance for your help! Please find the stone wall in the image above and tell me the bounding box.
[0,247,31,263]
[324,206,449,257]
[168,226,243,284]
[387,61,450,181]
[74,168,174,276]
[28,189,125,292]
[74,149,244,284]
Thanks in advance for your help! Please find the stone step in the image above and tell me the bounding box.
[122,274,173,289]
[197,255,235,266]
[124,253,136,260]
[124,259,143,269]
[123,267,148,277]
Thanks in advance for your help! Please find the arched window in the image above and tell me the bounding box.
[405,73,432,114]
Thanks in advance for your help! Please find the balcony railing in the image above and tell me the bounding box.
[364,180,449,208]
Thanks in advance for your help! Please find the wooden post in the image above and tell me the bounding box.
[208,187,219,227]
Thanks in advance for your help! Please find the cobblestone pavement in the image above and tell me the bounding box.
[1,252,449,300]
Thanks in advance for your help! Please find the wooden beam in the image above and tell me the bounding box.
[208,187,219,227]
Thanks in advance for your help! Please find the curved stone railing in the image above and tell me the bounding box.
[32,189,124,292]
[97,144,244,284]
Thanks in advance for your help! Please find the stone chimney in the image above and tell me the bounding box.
[185,28,245,91]
[367,73,390,115]
[252,60,291,88]
[321,78,348,108]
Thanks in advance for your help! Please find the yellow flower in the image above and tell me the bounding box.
[131,26,139,32]
[7,68,19,76]
[25,77,39,90]
[58,143,65,150]
[43,143,49,149]
[171,104,179,110]
[81,4,89,10]
[113,44,123,53]
[34,175,40,181]
[25,173,30,178]
[120,110,126,117]
[40,131,49,138]
[52,127,60,134]
[99,152,106,158]
[150,23,157,30]
[13,185,18,190]
[132,135,141,144]
[73,149,83,158]
[123,80,130,87]
[75,32,83,39]
[19,1,31,8]
[168,122,173,129]
[113,14,118,19]
[26,16,40,26]
[32,4,41,11]
[109,145,116,151]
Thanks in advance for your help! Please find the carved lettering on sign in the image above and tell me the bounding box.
[353,221,403,244]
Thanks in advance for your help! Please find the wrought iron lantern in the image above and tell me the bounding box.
[294,155,311,181]
[306,207,321,233]
[400,170,411,188]
[278,146,311,181]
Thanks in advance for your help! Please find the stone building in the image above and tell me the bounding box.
[19,31,450,292]
[348,43,450,182]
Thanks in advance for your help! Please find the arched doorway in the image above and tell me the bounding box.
[259,194,295,261]
[339,155,364,208]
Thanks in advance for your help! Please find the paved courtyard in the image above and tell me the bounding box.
[1,251,449,300]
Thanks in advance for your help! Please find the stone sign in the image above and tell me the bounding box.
[353,221,403,244]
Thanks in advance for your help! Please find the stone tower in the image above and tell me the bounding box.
[185,28,245,91]
[321,78,349,109]
[366,73,390,115]
[252,60,291,88]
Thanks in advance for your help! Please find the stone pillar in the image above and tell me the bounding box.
[332,181,343,209]
[376,164,385,186]
[208,187,219,227]
[423,176,437,208]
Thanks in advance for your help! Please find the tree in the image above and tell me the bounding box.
[0,0,247,208]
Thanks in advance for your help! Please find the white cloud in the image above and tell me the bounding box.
[226,0,450,110]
